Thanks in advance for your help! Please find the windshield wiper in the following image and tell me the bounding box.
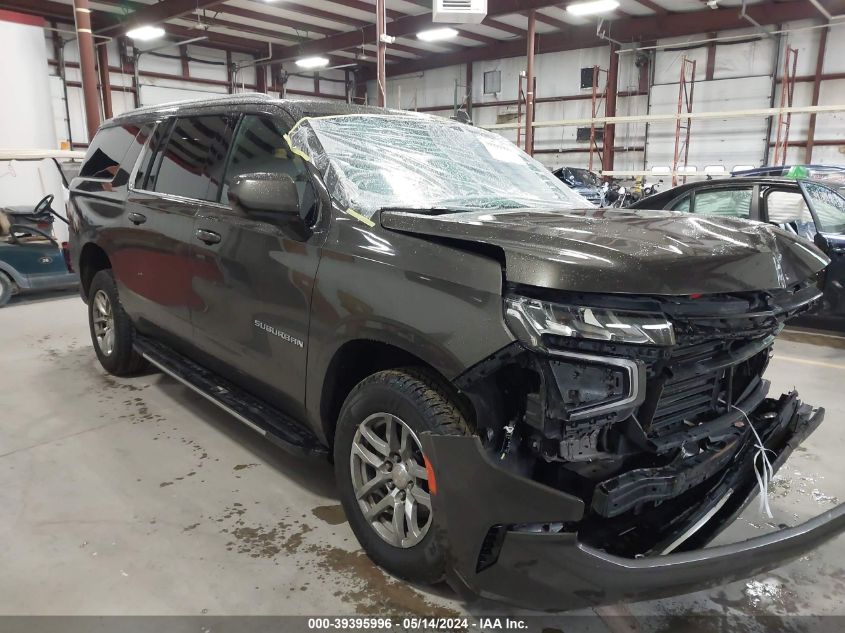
[377,206,465,216]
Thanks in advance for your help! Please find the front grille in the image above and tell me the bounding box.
[650,370,720,436]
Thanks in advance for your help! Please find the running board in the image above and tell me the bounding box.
[135,335,328,458]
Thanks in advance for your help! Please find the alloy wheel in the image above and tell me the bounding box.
[92,289,115,356]
[350,412,432,548]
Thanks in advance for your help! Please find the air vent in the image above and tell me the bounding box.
[433,0,488,24]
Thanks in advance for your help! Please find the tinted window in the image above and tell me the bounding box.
[222,115,314,218]
[134,121,172,190]
[803,182,845,234]
[670,194,691,212]
[693,188,752,218]
[81,124,150,180]
[152,115,236,202]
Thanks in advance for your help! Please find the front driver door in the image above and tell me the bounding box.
[800,181,845,317]
[189,113,323,417]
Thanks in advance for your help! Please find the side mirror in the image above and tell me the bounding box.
[228,172,301,223]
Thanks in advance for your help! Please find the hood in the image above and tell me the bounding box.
[380,207,830,295]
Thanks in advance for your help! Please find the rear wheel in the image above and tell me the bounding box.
[334,368,470,583]
[87,269,147,376]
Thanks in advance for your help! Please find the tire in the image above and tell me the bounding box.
[87,269,147,376]
[334,367,470,584]
[0,273,12,307]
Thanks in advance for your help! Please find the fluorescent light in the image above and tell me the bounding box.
[126,25,165,41]
[566,0,620,16]
[295,56,330,69]
[416,27,459,42]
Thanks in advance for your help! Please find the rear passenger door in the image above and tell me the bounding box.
[189,113,322,416]
[118,114,237,343]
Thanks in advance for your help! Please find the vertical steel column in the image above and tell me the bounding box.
[524,9,536,156]
[97,43,113,120]
[72,0,101,141]
[602,44,619,175]
[226,50,233,93]
[805,26,828,163]
[376,0,387,107]
[466,62,473,117]
[773,46,798,166]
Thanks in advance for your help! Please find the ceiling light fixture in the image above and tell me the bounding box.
[295,56,330,69]
[126,25,166,41]
[566,0,620,16]
[416,27,459,42]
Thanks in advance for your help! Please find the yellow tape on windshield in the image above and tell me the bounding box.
[283,133,311,162]
[346,208,375,228]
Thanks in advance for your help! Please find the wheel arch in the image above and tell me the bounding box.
[316,338,476,448]
[78,243,111,301]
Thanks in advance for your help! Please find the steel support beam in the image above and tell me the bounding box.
[602,43,619,175]
[705,32,717,80]
[72,0,101,141]
[376,0,386,107]
[266,0,564,64]
[97,0,222,33]
[97,42,112,120]
[380,1,818,78]
[524,10,536,155]
[805,24,828,163]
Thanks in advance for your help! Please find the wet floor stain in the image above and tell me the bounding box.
[312,504,347,525]
[233,463,259,471]
[208,502,460,616]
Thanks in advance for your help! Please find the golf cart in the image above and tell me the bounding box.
[0,150,82,306]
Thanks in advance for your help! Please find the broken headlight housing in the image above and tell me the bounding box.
[505,295,675,349]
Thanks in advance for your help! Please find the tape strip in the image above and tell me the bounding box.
[283,133,310,162]
[345,208,375,228]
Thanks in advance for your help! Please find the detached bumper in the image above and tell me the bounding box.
[420,395,844,610]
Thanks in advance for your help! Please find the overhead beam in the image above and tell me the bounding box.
[380,1,820,78]
[97,0,222,33]
[266,0,564,63]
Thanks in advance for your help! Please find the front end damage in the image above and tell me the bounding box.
[421,280,845,610]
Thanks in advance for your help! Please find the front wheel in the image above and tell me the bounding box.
[334,368,470,583]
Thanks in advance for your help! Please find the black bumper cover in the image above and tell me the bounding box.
[420,394,844,611]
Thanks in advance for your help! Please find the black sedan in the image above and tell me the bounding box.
[630,177,845,323]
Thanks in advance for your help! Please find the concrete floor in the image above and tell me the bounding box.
[1,291,845,627]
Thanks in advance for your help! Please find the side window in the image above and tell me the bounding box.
[692,188,752,218]
[766,190,815,239]
[802,182,845,234]
[134,120,172,190]
[81,123,150,180]
[670,195,691,212]
[153,115,237,202]
[222,115,314,218]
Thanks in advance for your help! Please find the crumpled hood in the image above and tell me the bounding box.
[380,207,830,295]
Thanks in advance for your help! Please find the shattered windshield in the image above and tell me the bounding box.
[287,114,589,218]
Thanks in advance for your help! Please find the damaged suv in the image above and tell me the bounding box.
[69,95,844,610]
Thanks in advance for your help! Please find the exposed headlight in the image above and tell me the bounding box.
[505,296,675,348]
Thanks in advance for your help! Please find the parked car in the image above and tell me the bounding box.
[69,95,844,610]
[552,166,603,205]
[629,177,845,321]
[733,164,845,193]
[0,193,78,306]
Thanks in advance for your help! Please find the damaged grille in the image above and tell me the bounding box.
[649,370,721,436]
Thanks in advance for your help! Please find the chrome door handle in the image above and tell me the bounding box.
[195,228,222,245]
[127,212,147,225]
